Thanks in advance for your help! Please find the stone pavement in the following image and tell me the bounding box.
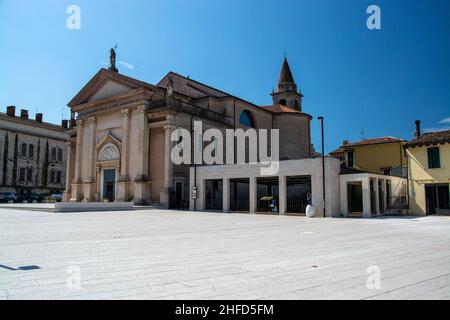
[0,208,449,300]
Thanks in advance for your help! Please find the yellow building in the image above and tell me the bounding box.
[330,137,407,176]
[404,121,450,215]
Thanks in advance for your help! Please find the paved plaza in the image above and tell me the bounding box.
[0,207,449,300]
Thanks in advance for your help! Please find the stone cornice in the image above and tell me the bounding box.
[75,87,154,117]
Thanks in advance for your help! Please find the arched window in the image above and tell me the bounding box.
[279,99,287,106]
[28,145,34,158]
[239,110,255,128]
[294,100,299,110]
[51,147,57,161]
[57,148,63,162]
[21,143,27,157]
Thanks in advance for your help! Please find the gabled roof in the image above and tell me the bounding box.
[157,71,275,115]
[404,129,450,148]
[68,68,156,107]
[158,71,229,99]
[278,57,295,84]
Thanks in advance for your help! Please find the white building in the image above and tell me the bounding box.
[189,157,341,217]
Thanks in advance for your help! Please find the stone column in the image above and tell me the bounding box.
[133,105,150,205]
[117,108,130,202]
[160,124,176,208]
[70,119,84,201]
[62,141,73,202]
[223,178,230,213]
[84,116,96,201]
[374,178,380,216]
[278,175,286,214]
[362,177,371,218]
[249,176,257,214]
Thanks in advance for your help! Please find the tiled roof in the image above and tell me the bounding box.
[404,129,450,148]
[260,104,302,114]
[158,71,229,99]
[343,136,405,147]
[329,146,345,155]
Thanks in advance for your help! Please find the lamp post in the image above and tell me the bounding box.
[318,116,326,218]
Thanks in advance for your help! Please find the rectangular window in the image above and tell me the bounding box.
[50,171,55,184]
[19,168,25,182]
[347,151,354,168]
[427,147,440,169]
[56,171,62,184]
[27,168,33,182]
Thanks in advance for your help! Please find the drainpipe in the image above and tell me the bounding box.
[190,115,197,211]
[404,144,410,215]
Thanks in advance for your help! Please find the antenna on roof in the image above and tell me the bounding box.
[361,128,365,140]
[283,50,288,58]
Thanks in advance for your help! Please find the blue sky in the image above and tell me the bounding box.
[1,0,449,153]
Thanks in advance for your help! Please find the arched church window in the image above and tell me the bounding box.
[51,147,57,161]
[57,148,63,162]
[21,143,27,157]
[28,144,34,158]
[279,99,287,106]
[239,110,255,128]
[294,100,299,110]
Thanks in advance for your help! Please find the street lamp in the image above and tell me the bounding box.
[317,116,326,218]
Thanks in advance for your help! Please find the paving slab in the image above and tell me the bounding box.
[0,207,449,300]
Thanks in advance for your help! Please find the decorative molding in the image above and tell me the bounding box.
[121,108,130,117]
[88,116,97,125]
[98,144,120,162]
[137,104,147,114]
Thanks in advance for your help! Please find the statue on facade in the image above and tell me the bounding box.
[109,45,118,72]
[167,77,174,96]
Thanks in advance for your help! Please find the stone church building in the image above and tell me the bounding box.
[64,56,313,207]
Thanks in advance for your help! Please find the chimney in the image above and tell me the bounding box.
[36,113,43,123]
[415,120,421,138]
[6,106,16,117]
[343,140,349,146]
[61,119,68,129]
[20,109,29,119]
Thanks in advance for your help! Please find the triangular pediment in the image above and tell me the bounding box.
[68,68,156,108]
[96,130,122,151]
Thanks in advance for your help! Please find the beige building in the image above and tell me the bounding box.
[404,121,450,215]
[0,106,69,199]
[64,56,313,207]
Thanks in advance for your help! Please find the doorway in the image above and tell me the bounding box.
[230,178,250,212]
[347,181,363,216]
[205,179,223,211]
[102,169,116,202]
[425,184,450,215]
[286,175,311,214]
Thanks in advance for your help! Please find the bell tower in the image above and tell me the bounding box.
[271,57,303,111]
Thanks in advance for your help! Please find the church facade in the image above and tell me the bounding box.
[63,55,313,207]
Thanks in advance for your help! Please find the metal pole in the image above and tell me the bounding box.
[318,116,326,218]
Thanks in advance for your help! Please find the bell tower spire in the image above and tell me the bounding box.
[271,57,303,111]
